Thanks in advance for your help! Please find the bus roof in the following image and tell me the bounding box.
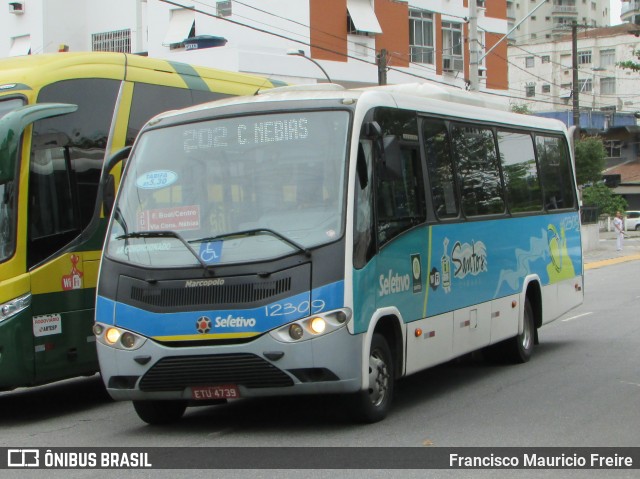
[151,82,569,135]
[0,52,283,95]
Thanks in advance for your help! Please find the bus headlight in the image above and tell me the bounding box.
[94,322,147,350]
[270,308,352,343]
[310,317,326,334]
[0,293,31,323]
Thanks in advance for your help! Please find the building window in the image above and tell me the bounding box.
[542,84,551,93]
[578,78,593,93]
[91,29,131,53]
[541,55,550,63]
[409,9,434,64]
[442,22,463,71]
[600,77,616,95]
[216,0,232,17]
[578,51,592,64]
[525,56,535,68]
[600,49,615,67]
[526,85,535,97]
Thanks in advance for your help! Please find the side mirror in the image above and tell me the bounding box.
[101,146,131,218]
[0,103,78,183]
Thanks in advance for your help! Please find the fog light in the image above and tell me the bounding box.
[93,324,104,336]
[289,323,304,340]
[105,327,121,345]
[310,317,326,334]
[335,311,348,323]
[120,332,136,349]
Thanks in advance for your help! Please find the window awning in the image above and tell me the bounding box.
[163,9,195,46]
[347,0,382,34]
[9,35,31,56]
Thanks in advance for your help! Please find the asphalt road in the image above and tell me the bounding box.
[1,259,639,478]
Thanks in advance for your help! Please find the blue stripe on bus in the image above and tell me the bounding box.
[96,280,345,337]
[352,212,582,334]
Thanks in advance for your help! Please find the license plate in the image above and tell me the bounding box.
[191,385,240,400]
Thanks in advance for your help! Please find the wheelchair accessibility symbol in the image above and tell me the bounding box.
[199,241,223,265]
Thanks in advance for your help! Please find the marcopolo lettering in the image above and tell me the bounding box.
[379,270,411,297]
[185,279,225,288]
[215,315,257,328]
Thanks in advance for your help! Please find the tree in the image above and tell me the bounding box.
[618,50,640,72]
[581,183,627,217]
[510,104,531,115]
[574,136,606,186]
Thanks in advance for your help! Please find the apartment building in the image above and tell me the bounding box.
[1,0,510,91]
[507,0,610,44]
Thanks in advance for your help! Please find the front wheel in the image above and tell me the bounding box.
[348,333,394,423]
[133,400,187,425]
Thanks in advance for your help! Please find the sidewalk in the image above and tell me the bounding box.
[583,230,640,270]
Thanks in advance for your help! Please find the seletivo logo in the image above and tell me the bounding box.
[378,270,411,297]
[215,315,257,328]
[185,279,225,288]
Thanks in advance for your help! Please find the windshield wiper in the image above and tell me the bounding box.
[190,228,311,257]
[116,230,211,272]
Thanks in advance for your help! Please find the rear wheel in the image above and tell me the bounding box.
[133,400,187,425]
[349,333,394,423]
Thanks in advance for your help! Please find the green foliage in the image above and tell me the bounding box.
[581,183,627,217]
[617,50,640,72]
[510,104,531,115]
[574,136,606,186]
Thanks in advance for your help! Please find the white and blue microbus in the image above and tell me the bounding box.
[94,83,583,424]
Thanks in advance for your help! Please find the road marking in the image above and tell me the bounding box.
[561,312,593,322]
[585,254,640,270]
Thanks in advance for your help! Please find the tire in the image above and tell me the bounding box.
[349,333,394,423]
[635,224,640,231]
[504,298,535,364]
[133,400,187,425]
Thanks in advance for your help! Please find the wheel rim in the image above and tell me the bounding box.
[368,349,390,407]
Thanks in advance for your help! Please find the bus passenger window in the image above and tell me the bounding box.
[536,135,575,211]
[497,131,543,213]
[422,119,458,219]
[451,125,505,217]
[373,108,426,246]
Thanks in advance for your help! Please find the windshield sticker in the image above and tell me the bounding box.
[199,241,223,265]
[137,205,201,231]
[33,314,62,337]
[135,170,178,190]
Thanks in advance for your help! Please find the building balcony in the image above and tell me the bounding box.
[621,1,640,23]
[551,6,578,16]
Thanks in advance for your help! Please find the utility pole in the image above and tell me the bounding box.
[468,0,479,91]
[572,21,580,133]
[377,49,388,85]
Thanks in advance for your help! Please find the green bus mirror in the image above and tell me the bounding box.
[0,103,78,183]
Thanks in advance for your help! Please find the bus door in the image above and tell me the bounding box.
[371,109,427,326]
[27,132,100,382]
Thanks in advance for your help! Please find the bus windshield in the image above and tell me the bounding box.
[106,110,350,267]
[0,98,25,262]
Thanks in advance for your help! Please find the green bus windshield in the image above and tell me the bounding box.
[107,110,350,267]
